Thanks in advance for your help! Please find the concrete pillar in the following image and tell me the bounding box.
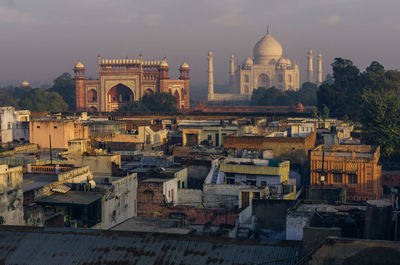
[307,49,313,83]
[208,51,214,101]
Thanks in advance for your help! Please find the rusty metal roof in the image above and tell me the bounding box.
[0,226,299,265]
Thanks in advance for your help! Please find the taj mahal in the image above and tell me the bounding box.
[208,30,322,102]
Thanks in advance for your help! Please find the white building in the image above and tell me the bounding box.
[0,107,30,144]
[0,165,24,225]
[208,31,323,102]
[0,107,15,144]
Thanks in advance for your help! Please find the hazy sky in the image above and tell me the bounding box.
[1,0,400,87]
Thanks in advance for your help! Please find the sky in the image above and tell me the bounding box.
[1,0,400,88]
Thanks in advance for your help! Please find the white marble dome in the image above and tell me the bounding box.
[21,80,30,87]
[253,33,283,65]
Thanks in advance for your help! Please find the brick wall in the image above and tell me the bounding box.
[137,182,165,217]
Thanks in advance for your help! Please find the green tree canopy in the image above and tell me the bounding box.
[361,89,400,159]
[118,92,178,113]
[250,83,318,106]
[317,58,363,119]
[18,89,68,112]
[318,58,400,160]
[49,72,75,110]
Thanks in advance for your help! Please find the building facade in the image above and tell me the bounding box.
[30,119,88,149]
[74,56,190,112]
[0,165,24,226]
[310,145,382,201]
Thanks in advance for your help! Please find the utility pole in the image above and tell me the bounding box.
[49,134,53,165]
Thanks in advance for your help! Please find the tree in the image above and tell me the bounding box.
[141,92,178,112]
[49,73,75,110]
[317,58,363,119]
[310,109,318,119]
[118,92,178,113]
[18,89,68,112]
[251,84,318,107]
[118,101,150,113]
[361,89,400,159]
[322,104,329,121]
[0,89,17,108]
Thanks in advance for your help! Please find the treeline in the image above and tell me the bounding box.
[317,58,400,160]
[0,73,75,112]
[117,92,178,113]
[250,82,318,106]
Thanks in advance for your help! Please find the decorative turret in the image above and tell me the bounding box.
[73,61,85,79]
[159,57,169,79]
[179,61,190,80]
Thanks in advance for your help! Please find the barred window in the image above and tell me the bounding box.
[333,173,342,183]
[348,174,358,184]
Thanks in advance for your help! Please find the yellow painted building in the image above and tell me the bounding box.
[30,119,88,149]
[219,158,296,202]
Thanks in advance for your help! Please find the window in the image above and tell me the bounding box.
[178,181,181,189]
[348,174,358,184]
[207,135,212,140]
[260,181,267,187]
[333,173,342,183]
[226,178,235,184]
[182,181,185,188]
[54,126,57,129]
[246,180,256,186]
[7,174,11,187]
[37,126,40,129]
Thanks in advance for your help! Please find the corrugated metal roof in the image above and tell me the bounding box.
[0,227,300,265]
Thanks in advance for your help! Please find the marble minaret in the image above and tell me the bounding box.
[317,53,323,85]
[307,49,313,83]
[208,51,214,101]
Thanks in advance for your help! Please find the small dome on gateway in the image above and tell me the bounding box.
[21,80,30,87]
[160,59,169,67]
[180,61,189,69]
[74,61,85,69]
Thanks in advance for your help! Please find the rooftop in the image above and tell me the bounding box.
[23,173,58,192]
[36,192,102,206]
[0,226,300,265]
[111,216,193,235]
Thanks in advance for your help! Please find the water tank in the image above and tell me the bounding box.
[364,200,392,240]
